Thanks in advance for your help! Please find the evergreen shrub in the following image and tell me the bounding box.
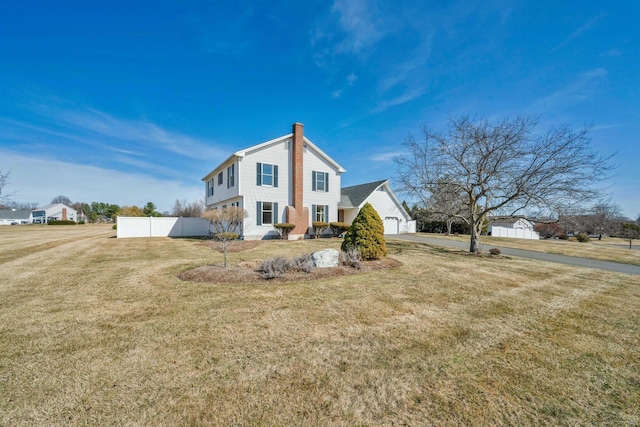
[575,233,590,243]
[48,220,76,225]
[341,202,387,260]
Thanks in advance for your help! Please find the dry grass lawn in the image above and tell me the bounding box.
[419,232,640,266]
[1,225,638,426]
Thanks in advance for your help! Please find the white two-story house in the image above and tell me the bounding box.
[201,123,346,240]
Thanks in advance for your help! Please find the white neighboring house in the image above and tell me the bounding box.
[202,122,346,240]
[31,203,78,224]
[488,217,540,240]
[0,209,32,225]
[339,180,416,235]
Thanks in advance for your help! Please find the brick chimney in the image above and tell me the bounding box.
[286,122,309,238]
[291,122,304,209]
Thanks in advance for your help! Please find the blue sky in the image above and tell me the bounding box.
[1,1,638,217]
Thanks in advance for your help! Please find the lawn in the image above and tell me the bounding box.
[1,225,638,425]
[418,232,640,266]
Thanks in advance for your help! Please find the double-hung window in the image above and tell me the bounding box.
[207,178,215,196]
[217,172,223,185]
[256,163,278,187]
[227,165,235,188]
[312,171,329,192]
[256,201,278,225]
[312,204,329,222]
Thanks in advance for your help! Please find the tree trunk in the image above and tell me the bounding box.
[469,202,480,253]
[447,218,453,235]
[470,226,480,253]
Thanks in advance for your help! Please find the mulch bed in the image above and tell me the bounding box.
[178,257,401,284]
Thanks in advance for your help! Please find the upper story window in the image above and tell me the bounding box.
[227,164,235,188]
[256,162,278,187]
[312,171,329,192]
[217,172,223,185]
[207,178,215,196]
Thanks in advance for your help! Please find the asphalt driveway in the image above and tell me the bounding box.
[390,234,640,276]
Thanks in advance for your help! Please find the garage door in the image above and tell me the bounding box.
[383,217,399,234]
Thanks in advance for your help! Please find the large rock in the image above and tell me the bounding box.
[311,248,340,268]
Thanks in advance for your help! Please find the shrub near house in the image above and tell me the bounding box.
[342,202,387,260]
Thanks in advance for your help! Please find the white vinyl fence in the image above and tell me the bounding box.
[116,217,211,238]
[489,225,540,240]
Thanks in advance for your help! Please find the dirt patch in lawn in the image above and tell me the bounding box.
[178,257,402,284]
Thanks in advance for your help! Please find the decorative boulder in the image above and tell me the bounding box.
[311,249,340,268]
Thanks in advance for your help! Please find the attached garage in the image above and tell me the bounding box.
[339,180,416,235]
[383,217,399,234]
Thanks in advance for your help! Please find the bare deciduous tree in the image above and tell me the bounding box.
[620,222,640,249]
[201,206,247,267]
[586,200,623,236]
[172,199,205,217]
[426,180,466,234]
[51,195,72,205]
[2,201,39,210]
[0,169,13,206]
[395,115,611,253]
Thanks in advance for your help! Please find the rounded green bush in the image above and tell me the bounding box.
[575,233,590,243]
[341,202,387,260]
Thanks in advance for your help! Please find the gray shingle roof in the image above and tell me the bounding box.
[339,180,388,208]
[0,210,31,220]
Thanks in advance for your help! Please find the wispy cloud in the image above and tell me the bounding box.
[372,86,427,113]
[377,38,432,93]
[330,0,383,55]
[552,15,601,52]
[1,150,202,211]
[56,107,224,160]
[0,88,227,186]
[369,151,405,162]
[591,123,624,132]
[529,68,608,112]
[313,1,434,115]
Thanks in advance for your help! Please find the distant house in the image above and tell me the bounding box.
[31,203,78,223]
[339,180,416,235]
[488,217,540,240]
[0,209,32,225]
[201,122,416,240]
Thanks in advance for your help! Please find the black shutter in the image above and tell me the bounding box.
[325,172,329,192]
[257,163,262,186]
[256,201,262,226]
[312,171,317,191]
[274,202,279,224]
[274,165,278,188]
[325,205,329,223]
[312,204,316,222]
